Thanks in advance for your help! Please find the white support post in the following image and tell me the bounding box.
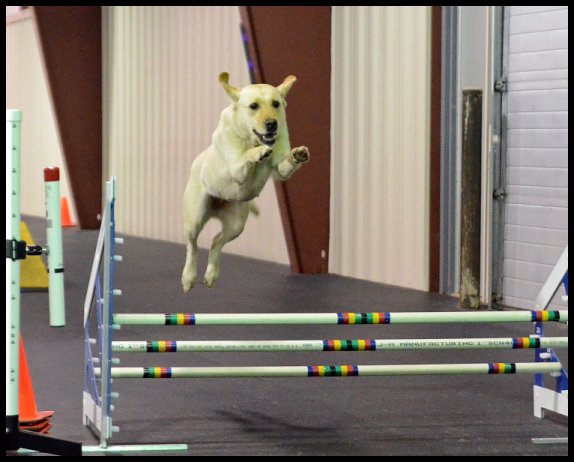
[82,177,187,453]
[533,386,568,419]
[44,167,65,327]
[6,110,22,431]
[531,246,568,446]
[6,110,81,455]
[99,178,116,446]
[535,247,568,311]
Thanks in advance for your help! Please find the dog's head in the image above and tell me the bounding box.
[219,72,296,147]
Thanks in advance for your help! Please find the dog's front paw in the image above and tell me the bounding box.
[291,146,310,164]
[251,145,273,163]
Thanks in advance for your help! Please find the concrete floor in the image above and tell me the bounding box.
[17,216,568,456]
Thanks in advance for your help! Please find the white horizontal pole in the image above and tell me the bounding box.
[112,310,567,326]
[82,444,188,453]
[111,337,568,353]
[94,362,562,379]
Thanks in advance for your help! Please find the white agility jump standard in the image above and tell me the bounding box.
[6,110,79,456]
[112,337,568,353]
[96,362,562,379]
[113,310,566,326]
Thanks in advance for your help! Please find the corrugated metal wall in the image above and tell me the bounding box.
[501,6,568,309]
[6,15,75,220]
[330,6,431,290]
[103,6,289,264]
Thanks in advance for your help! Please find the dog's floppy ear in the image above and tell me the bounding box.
[219,72,240,102]
[277,75,297,98]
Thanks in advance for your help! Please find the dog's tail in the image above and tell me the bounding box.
[249,201,260,217]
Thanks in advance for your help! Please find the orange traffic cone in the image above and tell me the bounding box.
[20,420,52,434]
[19,337,55,424]
[60,196,76,227]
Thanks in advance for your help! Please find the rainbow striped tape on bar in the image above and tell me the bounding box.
[146,341,177,352]
[307,365,359,377]
[143,367,172,378]
[337,312,390,324]
[488,363,517,374]
[511,337,540,349]
[531,311,560,322]
[322,339,376,351]
[165,314,195,325]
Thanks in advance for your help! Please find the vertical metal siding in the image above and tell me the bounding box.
[439,7,460,295]
[501,6,568,309]
[103,6,289,264]
[6,17,75,220]
[330,6,431,290]
[481,7,496,306]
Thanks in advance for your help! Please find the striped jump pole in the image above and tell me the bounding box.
[95,362,562,379]
[111,336,569,353]
[112,310,567,326]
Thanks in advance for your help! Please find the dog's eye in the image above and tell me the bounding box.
[272,100,280,108]
[249,102,259,110]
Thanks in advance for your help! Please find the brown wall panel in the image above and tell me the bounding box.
[240,6,331,274]
[429,6,442,292]
[33,6,102,229]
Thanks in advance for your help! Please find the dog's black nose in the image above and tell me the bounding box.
[265,119,278,132]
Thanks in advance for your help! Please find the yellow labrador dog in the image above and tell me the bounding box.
[181,72,310,292]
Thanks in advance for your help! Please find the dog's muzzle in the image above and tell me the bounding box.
[253,129,278,146]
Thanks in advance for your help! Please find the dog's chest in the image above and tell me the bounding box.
[238,163,272,199]
[211,162,272,202]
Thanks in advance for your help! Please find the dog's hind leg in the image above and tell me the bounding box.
[182,233,200,293]
[182,191,210,293]
[205,202,250,288]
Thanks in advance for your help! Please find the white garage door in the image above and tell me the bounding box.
[502,6,568,309]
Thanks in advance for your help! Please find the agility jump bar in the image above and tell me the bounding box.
[112,310,567,326]
[95,362,562,379]
[111,336,568,353]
